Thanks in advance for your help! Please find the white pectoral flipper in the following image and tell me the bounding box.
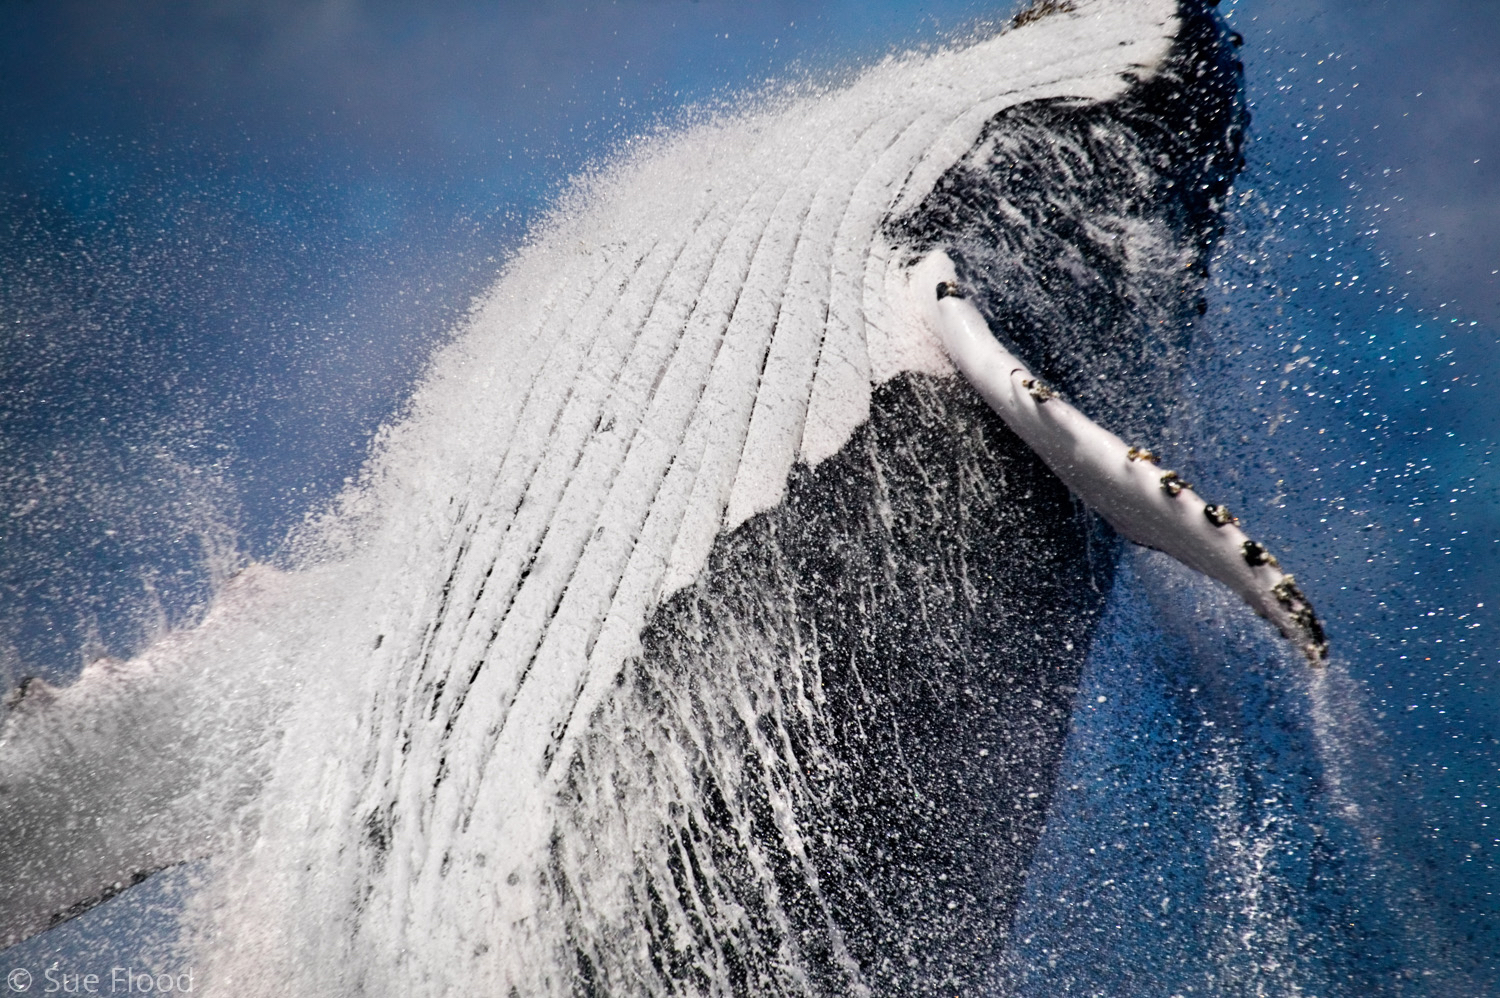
[915,250,1328,665]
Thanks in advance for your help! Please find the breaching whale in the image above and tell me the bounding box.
[0,0,1281,993]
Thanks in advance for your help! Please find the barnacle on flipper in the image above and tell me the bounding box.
[1241,539,1278,568]
[1159,470,1191,496]
[1271,575,1330,662]
[1203,503,1237,527]
[1022,378,1056,402]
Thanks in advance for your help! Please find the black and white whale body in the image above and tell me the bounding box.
[0,1,1250,994]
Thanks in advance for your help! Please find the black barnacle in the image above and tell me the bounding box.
[1203,503,1237,527]
[1271,576,1329,661]
[1270,575,1302,605]
[935,281,965,300]
[1022,378,1055,403]
[1127,446,1160,464]
[1242,539,1278,568]
[1159,470,1190,496]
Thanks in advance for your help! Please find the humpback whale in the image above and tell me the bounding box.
[0,0,1267,993]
